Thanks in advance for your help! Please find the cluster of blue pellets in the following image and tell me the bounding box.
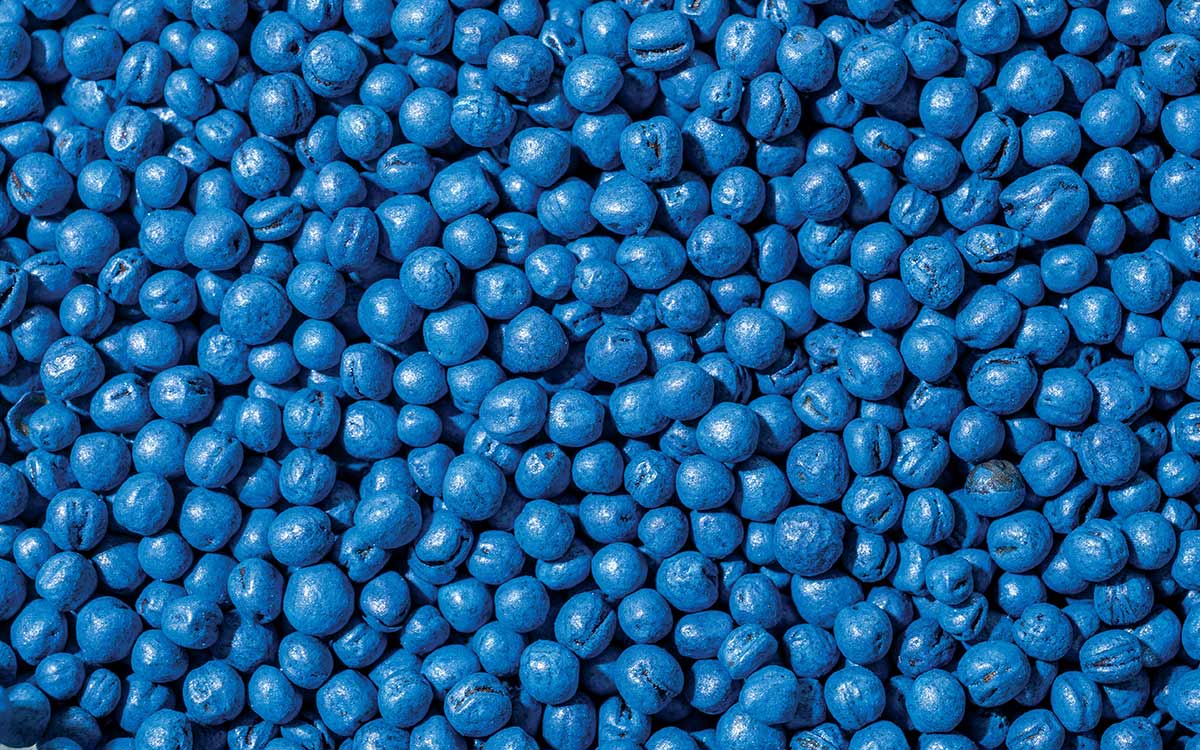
[9,0,1200,746]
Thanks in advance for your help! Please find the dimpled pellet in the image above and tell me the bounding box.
[2,0,1200,749]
